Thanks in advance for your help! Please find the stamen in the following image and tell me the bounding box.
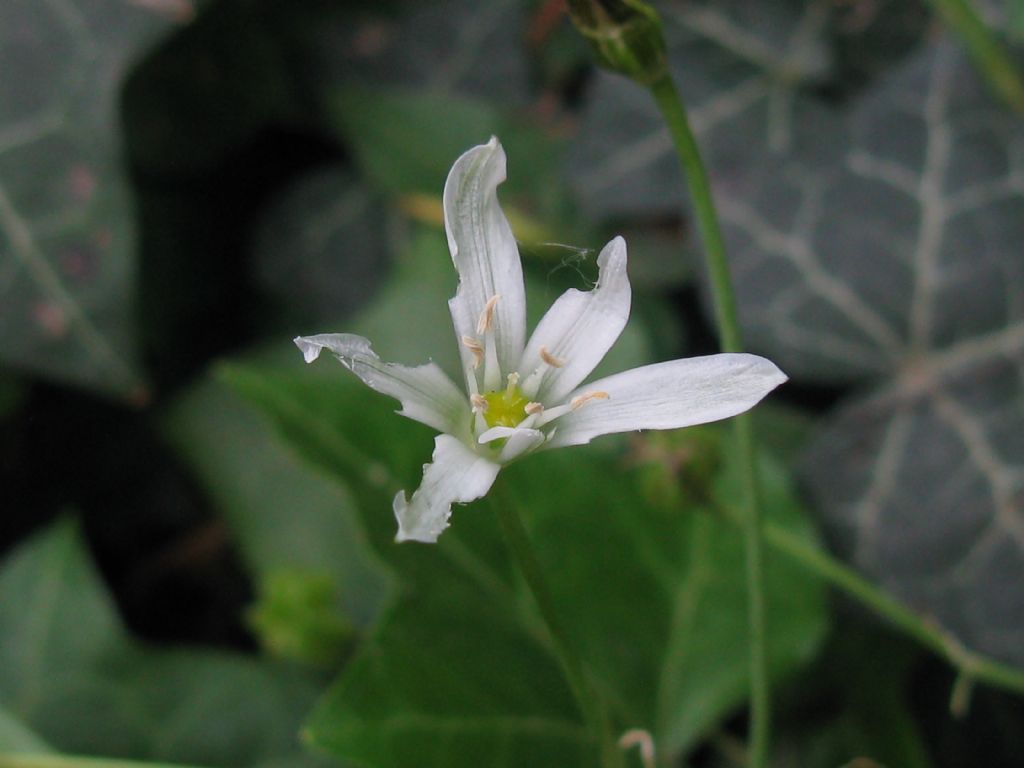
[525,402,544,415]
[539,345,565,368]
[505,372,520,398]
[477,294,500,334]
[618,730,656,768]
[534,404,569,428]
[470,394,488,412]
[461,335,484,368]
[570,391,609,410]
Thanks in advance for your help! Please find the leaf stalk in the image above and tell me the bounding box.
[928,0,1024,112]
[756,518,1024,700]
[490,484,624,768]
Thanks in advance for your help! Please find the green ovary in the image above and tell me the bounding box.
[482,385,530,428]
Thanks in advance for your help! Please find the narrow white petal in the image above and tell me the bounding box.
[545,354,788,449]
[478,426,518,444]
[497,427,546,462]
[295,334,468,436]
[393,434,500,543]
[519,236,630,403]
[444,138,527,383]
[476,426,546,461]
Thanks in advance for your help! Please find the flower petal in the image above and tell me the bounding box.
[519,236,630,403]
[393,434,501,543]
[444,137,527,383]
[477,426,547,463]
[295,334,468,436]
[497,427,546,462]
[545,354,787,449]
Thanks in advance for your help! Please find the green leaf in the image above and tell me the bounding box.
[115,651,324,768]
[225,362,828,766]
[771,624,932,768]
[328,86,565,209]
[162,371,393,633]
[0,757,204,768]
[0,0,176,399]
[0,708,53,753]
[0,518,127,718]
[0,520,328,768]
[0,518,147,757]
[828,0,931,94]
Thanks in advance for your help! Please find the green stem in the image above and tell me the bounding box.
[928,0,1024,113]
[648,77,740,353]
[648,72,771,766]
[491,487,623,768]
[758,519,1024,698]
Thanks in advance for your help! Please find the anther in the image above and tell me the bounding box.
[462,335,484,368]
[470,394,488,412]
[525,402,544,415]
[477,294,500,334]
[539,345,565,368]
[570,391,609,410]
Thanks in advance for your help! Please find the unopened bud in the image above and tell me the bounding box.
[568,0,668,85]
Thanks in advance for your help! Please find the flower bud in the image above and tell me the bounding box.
[568,0,668,85]
[247,569,353,668]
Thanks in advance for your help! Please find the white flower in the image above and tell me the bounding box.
[295,138,787,544]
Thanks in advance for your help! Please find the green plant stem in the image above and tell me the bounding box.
[648,72,771,767]
[491,487,623,768]
[928,0,1024,113]
[758,518,1024,698]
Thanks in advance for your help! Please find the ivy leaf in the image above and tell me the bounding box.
[566,0,834,218]
[0,0,182,400]
[713,39,1024,666]
[572,0,1024,669]
[251,168,390,328]
[304,0,529,107]
[802,349,1024,665]
[0,519,328,767]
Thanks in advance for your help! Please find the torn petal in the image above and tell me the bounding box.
[295,333,467,436]
[546,353,787,449]
[393,434,501,543]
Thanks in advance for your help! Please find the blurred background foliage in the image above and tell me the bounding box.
[2,1,1024,767]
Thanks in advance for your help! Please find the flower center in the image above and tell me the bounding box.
[481,384,530,428]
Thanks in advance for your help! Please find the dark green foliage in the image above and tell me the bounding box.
[3,1,1023,767]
